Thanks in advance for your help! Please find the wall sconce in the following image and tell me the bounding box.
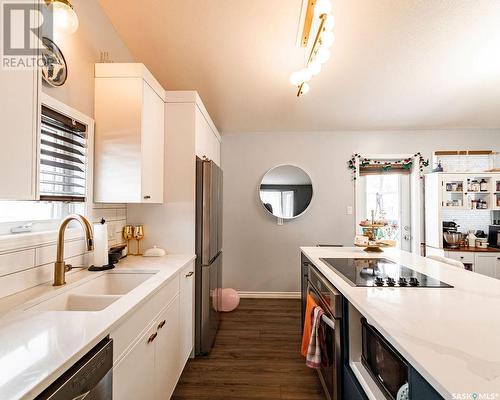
[45,0,79,34]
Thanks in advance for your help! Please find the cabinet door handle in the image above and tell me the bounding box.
[147,332,158,343]
[157,320,166,330]
[185,271,194,277]
[143,195,151,200]
[460,256,464,259]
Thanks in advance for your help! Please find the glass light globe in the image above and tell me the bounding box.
[300,68,312,82]
[314,0,332,16]
[300,83,310,95]
[316,48,331,64]
[289,71,303,86]
[324,13,335,31]
[52,1,79,34]
[321,31,335,48]
[308,61,322,76]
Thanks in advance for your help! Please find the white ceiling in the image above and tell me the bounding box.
[98,0,500,133]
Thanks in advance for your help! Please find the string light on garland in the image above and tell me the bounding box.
[347,153,429,180]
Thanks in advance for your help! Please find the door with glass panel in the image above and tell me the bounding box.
[359,174,412,251]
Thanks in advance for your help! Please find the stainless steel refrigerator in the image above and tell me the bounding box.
[195,157,223,355]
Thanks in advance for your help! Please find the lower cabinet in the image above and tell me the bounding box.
[474,254,500,279]
[112,262,195,400]
[155,297,181,399]
[179,263,195,368]
[343,367,368,400]
[113,323,157,400]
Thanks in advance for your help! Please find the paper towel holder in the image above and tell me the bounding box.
[89,219,116,272]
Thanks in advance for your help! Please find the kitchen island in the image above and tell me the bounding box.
[301,246,500,399]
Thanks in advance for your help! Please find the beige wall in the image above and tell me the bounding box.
[42,0,134,117]
[221,130,500,293]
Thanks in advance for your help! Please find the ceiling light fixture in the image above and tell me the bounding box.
[44,0,79,34]
[290,0,335,97]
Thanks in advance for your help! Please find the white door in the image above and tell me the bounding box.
[359,174,412,251]
[113,324,157,400]
[0,57,39,200]
[179,263,195,368]
[475,255,497,278]
[155,297,181,399]
[141,81,165,203]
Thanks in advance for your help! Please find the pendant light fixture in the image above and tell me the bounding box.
[290,0,335,96]
[44,0,79,34]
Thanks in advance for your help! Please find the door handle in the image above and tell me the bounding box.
[185,271,194,277]
[147,332,158,343]
[157,320,166,329]
[143,195,151,200]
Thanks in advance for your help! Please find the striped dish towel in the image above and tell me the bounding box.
[306,306,325,369]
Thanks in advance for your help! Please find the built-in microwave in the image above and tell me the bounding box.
[361,318,408,400]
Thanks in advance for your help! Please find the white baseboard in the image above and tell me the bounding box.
[238,291,301,299]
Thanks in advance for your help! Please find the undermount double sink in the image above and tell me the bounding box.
[24,271,157,312]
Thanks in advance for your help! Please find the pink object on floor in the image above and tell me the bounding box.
[220,288,240,312]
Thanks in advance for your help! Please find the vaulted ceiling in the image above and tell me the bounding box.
[98,0,500,132]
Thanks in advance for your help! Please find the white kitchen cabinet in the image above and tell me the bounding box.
[0,3,40,200]
[113,323,157,400]
[127,91,221,254]
[425,172,500,251]
[111,265,195,400]
[195,106,221,165]
[474,254,500,279]
[94,63,165,203]
[155,297,181,399]
[179,262,195,367]
[114,296,182,400]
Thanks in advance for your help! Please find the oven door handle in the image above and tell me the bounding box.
[321,314,335,330]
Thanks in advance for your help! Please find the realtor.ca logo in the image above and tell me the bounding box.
[1,0,52,69]
[452,393,499,400]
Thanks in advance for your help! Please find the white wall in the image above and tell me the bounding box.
[42,0,134,117]
[221,130,500,293]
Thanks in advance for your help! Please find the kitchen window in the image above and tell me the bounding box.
[0,98,92,236]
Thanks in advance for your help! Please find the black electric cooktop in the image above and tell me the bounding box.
[319,258,453,288]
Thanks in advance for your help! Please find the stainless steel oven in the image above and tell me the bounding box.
[304,263,343,400]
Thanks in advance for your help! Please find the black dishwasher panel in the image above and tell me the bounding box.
[36,337,113,400]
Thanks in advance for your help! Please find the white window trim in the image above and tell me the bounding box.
[0,94,95,245]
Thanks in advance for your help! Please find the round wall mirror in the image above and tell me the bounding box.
[259,165,313,220]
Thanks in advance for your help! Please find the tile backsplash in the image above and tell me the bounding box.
[434,154,496,172]
[0,203,127,299]
[441,209,491,234]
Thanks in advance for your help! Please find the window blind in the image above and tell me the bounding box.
[40,106,87,202]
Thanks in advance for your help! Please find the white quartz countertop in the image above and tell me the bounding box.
[301,247,500,399]
[0,253,195,400]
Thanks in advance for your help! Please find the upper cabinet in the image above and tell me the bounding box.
[195,103,221,166]
[0,3,40,201]
[94,63,166,203]
[166,91,221,166]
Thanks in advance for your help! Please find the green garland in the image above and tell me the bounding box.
[348,153,429,180]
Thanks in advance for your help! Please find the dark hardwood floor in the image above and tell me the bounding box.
[172,298,325,400]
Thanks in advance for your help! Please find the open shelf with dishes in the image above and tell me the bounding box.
[425,172,500,250]
[436,174,500,211]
